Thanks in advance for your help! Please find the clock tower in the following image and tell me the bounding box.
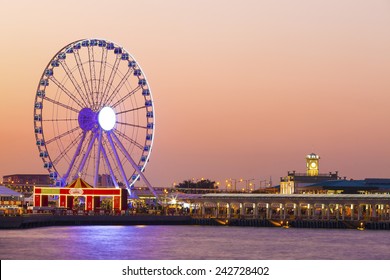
[306,153,320,176]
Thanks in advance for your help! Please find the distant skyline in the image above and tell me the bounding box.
[0,0,390,188]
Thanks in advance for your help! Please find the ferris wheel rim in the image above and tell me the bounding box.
[33,38,155,190]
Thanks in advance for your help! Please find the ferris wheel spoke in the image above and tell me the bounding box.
[106,132,130,189]
[84,145,94,180]
[100,56,120,108]
[115,106,147,115]
[97,47,108,106]
[88,46,97,102]
[49,76,86,108]
[45,126,80,145]
[59,60,90,107]
[43,118,78,122]
[111,86,141,109]
[113,128,144,150]
[52,131,84,166]
[103,67,133,106]
[93,129,103,187]
[73,131,98,180]
[111,132,157,197]
[117,121,147,129]
[43,96,80,113]
[100,140,119,188]
[73,50,93,106]
[61,131,87,183]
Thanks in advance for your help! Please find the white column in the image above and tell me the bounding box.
[297,204,301,218]
[266,203,270,219]
[278,203,283,219]
[350,204,354,221]
[216,202,220,218]
[357,204,362,221]
[253,203,258,219]
[326,204,330,220]
[371,204,377,218]
[382,204,385,220]
[336,204,340,220]
[307,204,311,219]
[226,203,231,219]
[240,203,245,217]
[283,204,287,220]
[293,203,297,217]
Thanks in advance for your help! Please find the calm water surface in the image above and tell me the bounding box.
[1,226,389,260]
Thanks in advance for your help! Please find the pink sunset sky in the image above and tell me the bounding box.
[0,0,389,188]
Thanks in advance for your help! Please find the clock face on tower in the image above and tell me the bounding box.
[310,162,317,169]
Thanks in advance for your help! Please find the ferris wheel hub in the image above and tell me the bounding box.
[98,106,116,131]
[78,108,96,131]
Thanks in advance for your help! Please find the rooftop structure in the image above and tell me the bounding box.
[280,153,339,194]
[3,174,51,185]
[2,174,52,196]
[0,185,24,207]
[303,178,390,194]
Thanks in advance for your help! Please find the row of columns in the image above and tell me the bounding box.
[193,201,390,221]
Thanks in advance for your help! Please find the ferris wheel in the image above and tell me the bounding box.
[33,38,156,196]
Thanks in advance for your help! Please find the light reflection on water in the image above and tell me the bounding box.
[0,226,389,260]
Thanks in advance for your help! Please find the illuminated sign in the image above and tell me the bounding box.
[69,188,84,196]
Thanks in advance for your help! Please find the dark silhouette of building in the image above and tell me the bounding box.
[2,174,51,195]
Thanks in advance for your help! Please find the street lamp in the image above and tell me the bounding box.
[239,178,255,192]
[249,182,254,192]
[225,179,239,192]
[259,178,272,190]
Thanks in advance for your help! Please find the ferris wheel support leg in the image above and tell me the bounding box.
[111,132,158,199]
[100,144,119,188]
[106,132,131,191]
[63,131,87,185]
[93,129,103,187]
[73,131,98,180]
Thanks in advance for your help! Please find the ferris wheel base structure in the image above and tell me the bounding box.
[33,38,158,199]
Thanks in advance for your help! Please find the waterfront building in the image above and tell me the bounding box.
[303,178,390,194]
[33,177,127,211]
[0,185,24,207]
[280,153,390,194]
[191,193,390,222]
[280,153,339,194]
[2,174,51,196]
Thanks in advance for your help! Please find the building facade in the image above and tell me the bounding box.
[280,153,339,194]
[2,174,52,196]
[280,153,390,194]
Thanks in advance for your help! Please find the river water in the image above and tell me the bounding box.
[0,225,389,260]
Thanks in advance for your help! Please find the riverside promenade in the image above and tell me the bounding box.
[1,214,389,230]
[1,193,390,230]
[0,214,192,229]
[191,193,390,222]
